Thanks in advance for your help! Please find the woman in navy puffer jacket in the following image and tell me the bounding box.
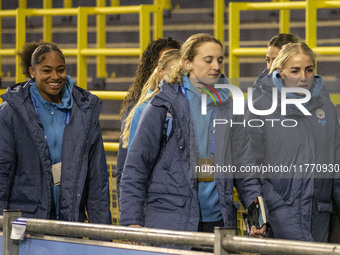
[120,33,266,236]
[0,41,111,224]
[246,42,340,242]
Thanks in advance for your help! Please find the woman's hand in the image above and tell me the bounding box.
[250,224,267,238]
[128,225,142,228]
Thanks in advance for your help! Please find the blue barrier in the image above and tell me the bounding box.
[1,213,213,254]
[17,238,171,255]
[0,234,175,255]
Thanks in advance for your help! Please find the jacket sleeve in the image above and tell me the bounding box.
[244,108,284,212]
[0,103,16,213]
[231,114,262,209]
[86,118,112,224]
[119,103,167,226]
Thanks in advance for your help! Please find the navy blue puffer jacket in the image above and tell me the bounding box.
[0,81,111,224]
[246,72,340,242]
[119,80,263,231]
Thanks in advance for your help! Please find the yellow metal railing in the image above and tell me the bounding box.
[90,91,127,152]
[97,0,107,78]
[0,3,164,86]
[214,0,340,105]
[64,0,72,8]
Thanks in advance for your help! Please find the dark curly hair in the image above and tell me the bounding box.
[17,41,65,78]
[119,37,181,118]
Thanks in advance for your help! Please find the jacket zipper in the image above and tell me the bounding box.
[71,98,99,221]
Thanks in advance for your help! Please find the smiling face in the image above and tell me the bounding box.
[29,51,67,103]
[279,53,315,90]
[184,41,223,88]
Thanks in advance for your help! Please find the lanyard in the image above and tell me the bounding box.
[180,86,189,101]
[180,85,215,156]
[31,95,71,125]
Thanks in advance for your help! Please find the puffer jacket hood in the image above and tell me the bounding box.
[252,71,325,117]
[252,68,329,106]
[271,70,323,99]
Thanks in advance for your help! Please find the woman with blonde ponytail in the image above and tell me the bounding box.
[246,42,340,242]
[119,33,265,237]
[116,38,180,199]
[121,49,181,149]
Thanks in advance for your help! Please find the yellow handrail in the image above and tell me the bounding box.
[279,0,290,33]
[214,0,224,47]
[0,10,21,16]
[104,142,119,152]
[43,0,52,42]
[237,1,306,10]
[232,48,268,56]
[0,4,163,89]
[19,0,26,9]
[97,0,107,78]
[91,91,128,100]
[0,49,16,55]
[64,0,72,8]
[16,9,26,83]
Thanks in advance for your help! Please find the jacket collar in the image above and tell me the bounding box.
[2,79,99,108]
[1,80,31,106]
[256,71,325,116]
[151,79,182,109]
[272,70,323,99]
